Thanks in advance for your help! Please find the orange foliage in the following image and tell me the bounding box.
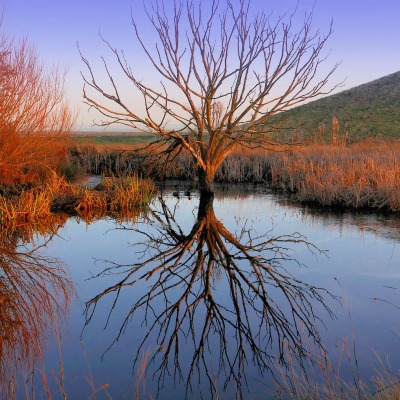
[0,25,75,185]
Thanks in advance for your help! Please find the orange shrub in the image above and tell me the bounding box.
[0,25,74,185]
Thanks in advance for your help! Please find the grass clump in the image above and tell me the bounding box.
[0,190,52,226]
[74,175,155,221]
[0,174,156,227]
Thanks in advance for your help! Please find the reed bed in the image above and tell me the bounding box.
[74,175,155,221]
[70,140,400,211]
[68,143,270,181]
[267,141,400,211]
[67,143,146,178]
[0,175,156,227]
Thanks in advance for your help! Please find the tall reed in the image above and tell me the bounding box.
[267,141,400,211]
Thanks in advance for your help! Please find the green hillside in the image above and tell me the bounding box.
[279,71,400,140]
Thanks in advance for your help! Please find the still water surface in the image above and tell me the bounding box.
[7,183,400,399]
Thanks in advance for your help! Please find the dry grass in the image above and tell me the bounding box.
[134,350,153,400]
[271,339,400,400]
[70,140,400,211]
[126,337,400,400]
[0,174,156,227]
[74,175,155,221]
[0,189,52,225]
[267,140,400,211]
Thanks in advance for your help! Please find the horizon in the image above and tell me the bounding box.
[3,0,400,131]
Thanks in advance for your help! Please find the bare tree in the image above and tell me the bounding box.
[0,24,75,185]
[81,0,339,194]
[84,195,336,398]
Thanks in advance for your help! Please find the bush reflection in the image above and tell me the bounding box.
[0,220,73,399]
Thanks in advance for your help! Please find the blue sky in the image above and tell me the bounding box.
[3,0,400,130]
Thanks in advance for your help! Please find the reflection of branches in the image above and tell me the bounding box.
[85,194,335,398]
[0,228,73,399]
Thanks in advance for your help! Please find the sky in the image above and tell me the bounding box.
[2,0,400,131]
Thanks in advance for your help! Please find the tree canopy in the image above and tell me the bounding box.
[81,0,339,193]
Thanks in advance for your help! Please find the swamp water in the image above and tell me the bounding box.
[2,182,400,399]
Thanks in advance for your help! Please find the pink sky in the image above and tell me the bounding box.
[3,0,400,130]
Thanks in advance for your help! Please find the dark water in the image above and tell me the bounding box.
[3,182,400,399]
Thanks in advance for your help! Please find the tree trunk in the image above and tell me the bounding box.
[198,167,215,195]
[197,190,215,219]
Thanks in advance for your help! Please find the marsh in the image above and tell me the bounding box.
[3,182,399,399]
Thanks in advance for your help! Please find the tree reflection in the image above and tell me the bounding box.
[85,194,335,398]
[0,223,73,399]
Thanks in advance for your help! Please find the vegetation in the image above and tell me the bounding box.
[267,140,400,211]
[271,337,400,400]
[0,175,155,227]
[73,67,400,148]
[132,336,400,400]
[0,4,399,396]
[80,0,338,194]
[71,132,153,146]
[0,21,155,224]
[0,221,73,400]
[278,71,400,140]
[67,138,400,212]
[0,24,74,186]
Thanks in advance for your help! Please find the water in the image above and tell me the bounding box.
[2,182,400,399]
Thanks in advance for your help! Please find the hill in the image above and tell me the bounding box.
[279,71,400,140]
